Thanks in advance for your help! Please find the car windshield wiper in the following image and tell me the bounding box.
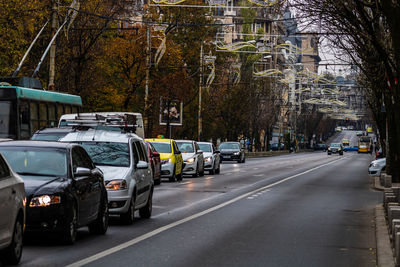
[17,172,57,177]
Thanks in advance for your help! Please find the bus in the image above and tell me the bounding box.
[0,77,82,139]
[358,135,372,153]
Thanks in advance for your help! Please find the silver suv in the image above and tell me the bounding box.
[61,129,153,224]
[0,153,25,265]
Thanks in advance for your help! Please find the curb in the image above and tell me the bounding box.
[376,205,396,267]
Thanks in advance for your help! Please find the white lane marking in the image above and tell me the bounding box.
[205,177,214,180]
[247,197,254,200]
[253,174,264,177]
[178,182,191,185]
[253,168,259,170]
[67,156,346,267]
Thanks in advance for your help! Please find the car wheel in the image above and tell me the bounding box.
[209,164,215,175]
[215,163,220,174]
[139,189,153,219]
[155,175,161,185]
[176,166,183,182]
[121,195,135,225]
[192,164,199,178]
[3,216,23,265]
[63,205,77,245]
[88,196,109,235]
[199,164,205,176]
[169,166,177,182]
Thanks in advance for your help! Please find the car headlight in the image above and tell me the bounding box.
[161,158,171,165]
[105,180,127,191]
[371,163,380,167]
[30,195,61,207]
[185,157,195,163]
[205,156,212,162]
[234,152,240,155]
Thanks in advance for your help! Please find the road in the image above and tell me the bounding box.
[18,131,380,267]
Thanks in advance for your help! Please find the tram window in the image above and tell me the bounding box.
[30,102,39,133]
[19,100,30,139]
[48,104,56,127]
[39,103,47,127]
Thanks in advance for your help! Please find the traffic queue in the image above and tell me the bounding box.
[0,112,244,265]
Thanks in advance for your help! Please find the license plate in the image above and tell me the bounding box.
[224,156,231,159]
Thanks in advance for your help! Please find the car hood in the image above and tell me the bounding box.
[22,176,67,198]
[181,152,195,161]
[371,158,386,166]
[97,166,130,181]
[202,152,213,158]
[220,149,239,153]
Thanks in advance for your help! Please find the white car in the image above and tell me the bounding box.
[0,153,25,265]
[198,142,221,175]
[369,158,386,176]
[176,140,205,177]
[61,129,153,225]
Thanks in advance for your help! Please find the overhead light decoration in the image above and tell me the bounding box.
[216,41,257,52]
[204,55,216,89]
[253,68,282,78]
[154,26,167,69]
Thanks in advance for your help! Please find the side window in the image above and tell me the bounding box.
[0,155,10,178]
[135,141,146,162]
[140,142,149,162]
[39,103,47,127]
[131,142,139,165]
[213,144,216,152]
[30,102,39,134]
[195,142,200,152]
[78,147,94,169]
[173,141,179,153]
[72,147,85,173]
[19,100,30,139]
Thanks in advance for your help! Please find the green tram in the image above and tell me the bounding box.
[0,77,82,139]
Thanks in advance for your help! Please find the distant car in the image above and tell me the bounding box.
[314,143,327,151]
[145,141,161,185]
[31,127,75,141]
[327,143,343,155]
[0,153,25,264]
[176,140,205,177]
[342,138,350,147]
[146,138,183,182]
[270,143,284,151]
[356,131,363,136]
[62,130,154,225]
[369,158,386,176]
[198,142,221,175]
[0,141,109,244]
[219,142,245,163]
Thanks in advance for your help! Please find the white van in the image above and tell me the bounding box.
[58,112,144,139]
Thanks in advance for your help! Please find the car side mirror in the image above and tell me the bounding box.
[152,152,160,158]
[137,161,148,169]
[74,167,91,177]
[90,168,103,177]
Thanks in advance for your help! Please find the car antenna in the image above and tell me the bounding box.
[92,123,98,141]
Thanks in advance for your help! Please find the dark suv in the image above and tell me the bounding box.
[219,142,245,163]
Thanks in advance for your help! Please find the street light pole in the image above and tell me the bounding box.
[198,42,203,141]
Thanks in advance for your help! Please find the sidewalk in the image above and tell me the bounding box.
[374,176,397,267]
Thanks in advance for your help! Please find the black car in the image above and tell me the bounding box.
[0,141,109,244]
[31,128,76,141]
[327,143,344,155]
[219,142,245,163]
[314,143,327,152]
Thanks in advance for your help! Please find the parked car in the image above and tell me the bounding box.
[369,158,386,176]
[31,127,75,141]
[314,143,327,152]
[145,141,161,185]
[0,141,108,244]
[61,130,153,225]
[327,143,344,155]
[270,143,284,151]
[145,138,183,182]
[176,140,205,177]
[198,142,221,175]
[219,142,245,163]
[0,153,25,264]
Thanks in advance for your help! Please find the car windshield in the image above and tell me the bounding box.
[79,142,130,167]
[31,133,68,141]
[219,143,239,150]
[151,142,171,153]
[0,147,67,177]
[176,142,194,153]
[330,143,341,148]
[198,143,212,152]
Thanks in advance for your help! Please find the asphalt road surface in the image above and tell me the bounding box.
[17,133,380,267]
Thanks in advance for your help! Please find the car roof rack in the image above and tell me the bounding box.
[65,113,140,133]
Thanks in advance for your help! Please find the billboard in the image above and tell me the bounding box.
[159,98,183,126]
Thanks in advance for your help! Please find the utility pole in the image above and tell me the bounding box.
[144,24,151,136]
[198,42,203,141]
[48,0,58,91]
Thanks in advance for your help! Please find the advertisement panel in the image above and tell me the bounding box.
[159,98,183,126]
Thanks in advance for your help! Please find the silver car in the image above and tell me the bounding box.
[176,140,205,177]
[61,129,153,225]
[0,153,25,265]
[198,142,221,174]
[368,158,386,176]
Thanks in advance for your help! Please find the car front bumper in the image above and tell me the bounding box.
[107,189,132,214]
[220,154,241,161]
[182,161,197,174]
[161,162,175,178]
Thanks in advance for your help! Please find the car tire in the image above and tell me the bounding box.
[88,196,109,235]
[121,194,135,225]
[169,167,177,182]
[155,175,161,185]
[139,189,153,219]
[192,164,199,178]
[199,164,205,177]
[215,163,220,174]
[63,205,77,245]
[176,166,183,182]
[209,165,215,175]
[3,216,23,265]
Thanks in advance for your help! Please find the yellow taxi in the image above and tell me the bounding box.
[342,138,350,147]
[145,138,183,182]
